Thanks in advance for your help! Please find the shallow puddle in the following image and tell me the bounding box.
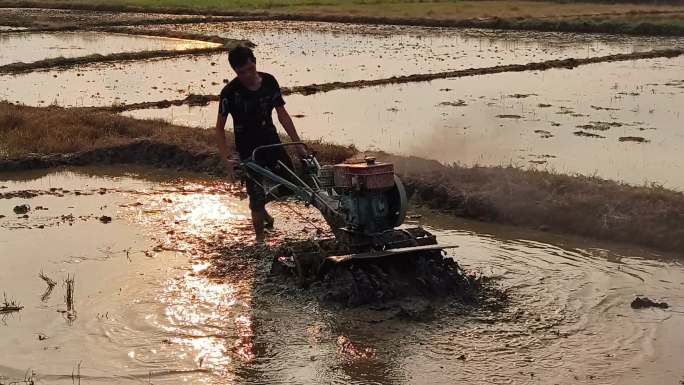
[0,31,221,66]
[0,167,682,384]
[125,56,684,189]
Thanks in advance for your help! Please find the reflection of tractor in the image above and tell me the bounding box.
[241,143,456,287]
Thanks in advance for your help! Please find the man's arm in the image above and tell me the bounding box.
[215,113,237,178]
[276,105,306,156]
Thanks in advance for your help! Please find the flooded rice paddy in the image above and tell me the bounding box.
[2,21,684,108]
[140,21,684,84]
[0,168,682,384]
[0,53,226,107]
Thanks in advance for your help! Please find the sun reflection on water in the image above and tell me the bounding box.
[127,180,257,378]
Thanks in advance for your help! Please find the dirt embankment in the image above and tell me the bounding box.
[0,102,354,169]
[251,12,684,37]
[105,48,684,113]
[2,102,684,253]
[0,15,257,31]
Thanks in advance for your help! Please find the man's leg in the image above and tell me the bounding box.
[264,210,274,229]
[251,208,266,242]
[246,177,268,241]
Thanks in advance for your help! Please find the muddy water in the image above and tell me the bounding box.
[125,56,684,189]
[2,23,684,108]
[1,168,682,384]
[0,31,221,66]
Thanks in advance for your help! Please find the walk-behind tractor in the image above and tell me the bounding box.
[241,143,461,294]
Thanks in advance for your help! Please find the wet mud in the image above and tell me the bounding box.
[311,254,506,311]
[201,237,507,312]
[573,130,606,138]
[631,297,669,309]
[619,136,650,143]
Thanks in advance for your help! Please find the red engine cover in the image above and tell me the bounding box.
[333,157,395,190]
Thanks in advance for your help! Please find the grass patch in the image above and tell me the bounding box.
[0,102,354,164]
[0,102,220,157]
[1,0,682,17]
[379,153,684,252]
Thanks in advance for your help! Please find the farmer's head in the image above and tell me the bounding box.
[229,46,257,85]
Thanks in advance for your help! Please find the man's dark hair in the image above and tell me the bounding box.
[228,46,256,69]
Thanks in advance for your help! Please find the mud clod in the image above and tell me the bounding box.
[13,204,30,214]
[631,296,669,309]
[509,93,537,98]
[439,100,467,107]
[576,121,622,131]
[573,131,605,138]
[534,130,554,138]
[619,136,650,143]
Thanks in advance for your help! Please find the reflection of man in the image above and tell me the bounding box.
[214,46,306,242]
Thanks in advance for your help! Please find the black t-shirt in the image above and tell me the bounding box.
[218,72,285,161]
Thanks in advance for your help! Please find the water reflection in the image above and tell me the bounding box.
[127,180,258,380]
[0,31,217,66]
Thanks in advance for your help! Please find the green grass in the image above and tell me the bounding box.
[5,0,684,16]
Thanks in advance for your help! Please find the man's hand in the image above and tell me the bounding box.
[215,113,240,181]
[276,106,308,159]
[295,143,308,158]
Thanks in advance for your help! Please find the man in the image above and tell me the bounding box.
[215,46,306,242]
